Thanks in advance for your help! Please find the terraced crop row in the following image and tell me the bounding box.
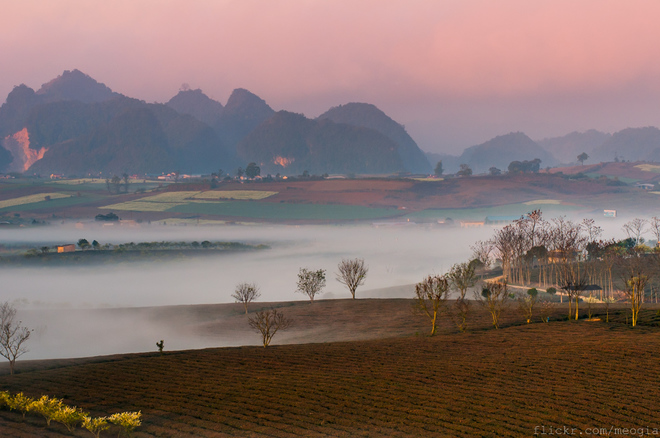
[1,312,659,437]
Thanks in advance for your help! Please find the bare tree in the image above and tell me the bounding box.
[232,282,261,314]
[448,262,477,332]
[581,218,603,242]
[414,274,450,336]
[0,302,32,374]
[619,257,650,327]
[517,288,539,324]
[448,262,477,299]
[248,309,292,347]
[476,281,509,329]
[649,216,660,247]
[296,268,326,302]
[623,218,648,246]
[336,258,368,299]
[560,268,588,321]
[470,240,493,277]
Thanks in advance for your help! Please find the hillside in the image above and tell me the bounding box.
[537,129,611,164]
[591,126,660,163]
[318,102,431,173]
[21,99,233,175]
[166,88,224,127]
[237,111,406,175]
[0,300,658,437]
[213,88,276,152]
[458,132,557,173]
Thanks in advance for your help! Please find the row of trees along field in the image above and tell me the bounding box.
[471,211,660,326]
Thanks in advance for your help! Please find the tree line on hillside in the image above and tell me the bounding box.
[434,153,591,178]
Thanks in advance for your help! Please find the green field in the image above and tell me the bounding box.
[169,201,402,220]
[584,172,640,184]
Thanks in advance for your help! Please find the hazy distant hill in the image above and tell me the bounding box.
[35,69,119,104]
[317,103,431,173]
[166,89,224,127]
[28,107,176,175]
[591,127,660,163]
[0,70,235,175]
[213,88,275,153]
[537,130,611,164]
[237,111,405,175]
[458,132,557,173]
[27,101,232,175]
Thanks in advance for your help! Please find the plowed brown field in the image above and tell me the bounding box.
[0,301,659,437]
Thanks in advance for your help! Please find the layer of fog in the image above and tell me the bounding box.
[0,216,636,360]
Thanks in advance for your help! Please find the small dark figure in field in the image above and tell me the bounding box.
[156,340,164,354]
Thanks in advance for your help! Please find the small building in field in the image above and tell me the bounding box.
[57,244,76,253]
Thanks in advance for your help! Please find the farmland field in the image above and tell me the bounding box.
[0,169,658,222]
[0,193,70,209]
[0,300,659,437]
[168,201,402,221]
[192,190,278,200]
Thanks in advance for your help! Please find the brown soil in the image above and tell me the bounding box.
[0,300,658,437]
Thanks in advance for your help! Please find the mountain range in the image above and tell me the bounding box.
[0,70,431,176]
[429,127,660,174]
[2,69,660,176]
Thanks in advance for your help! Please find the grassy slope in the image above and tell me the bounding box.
[0,301,659,437]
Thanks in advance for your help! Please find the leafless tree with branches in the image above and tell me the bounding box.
[232,282,261,314]
[476,281,509,329]
[336,258,368,299]
[414,274,450,336]
[623,218,648,246]
[248,308,292,347]
[0,302,32,374]
[619,257,651,327]
[448,262,477,332]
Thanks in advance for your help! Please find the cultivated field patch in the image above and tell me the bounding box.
[635,164,660,173]
[100,200,186,212]
[133,191,202,202]
[168,201,401,220]
[155,218,231,225]
[192,190,278,200]
[0,193,70,209]
[46,178,108,185]
[523,199,562,205]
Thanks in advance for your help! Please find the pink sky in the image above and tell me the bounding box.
[3,0,660,153]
